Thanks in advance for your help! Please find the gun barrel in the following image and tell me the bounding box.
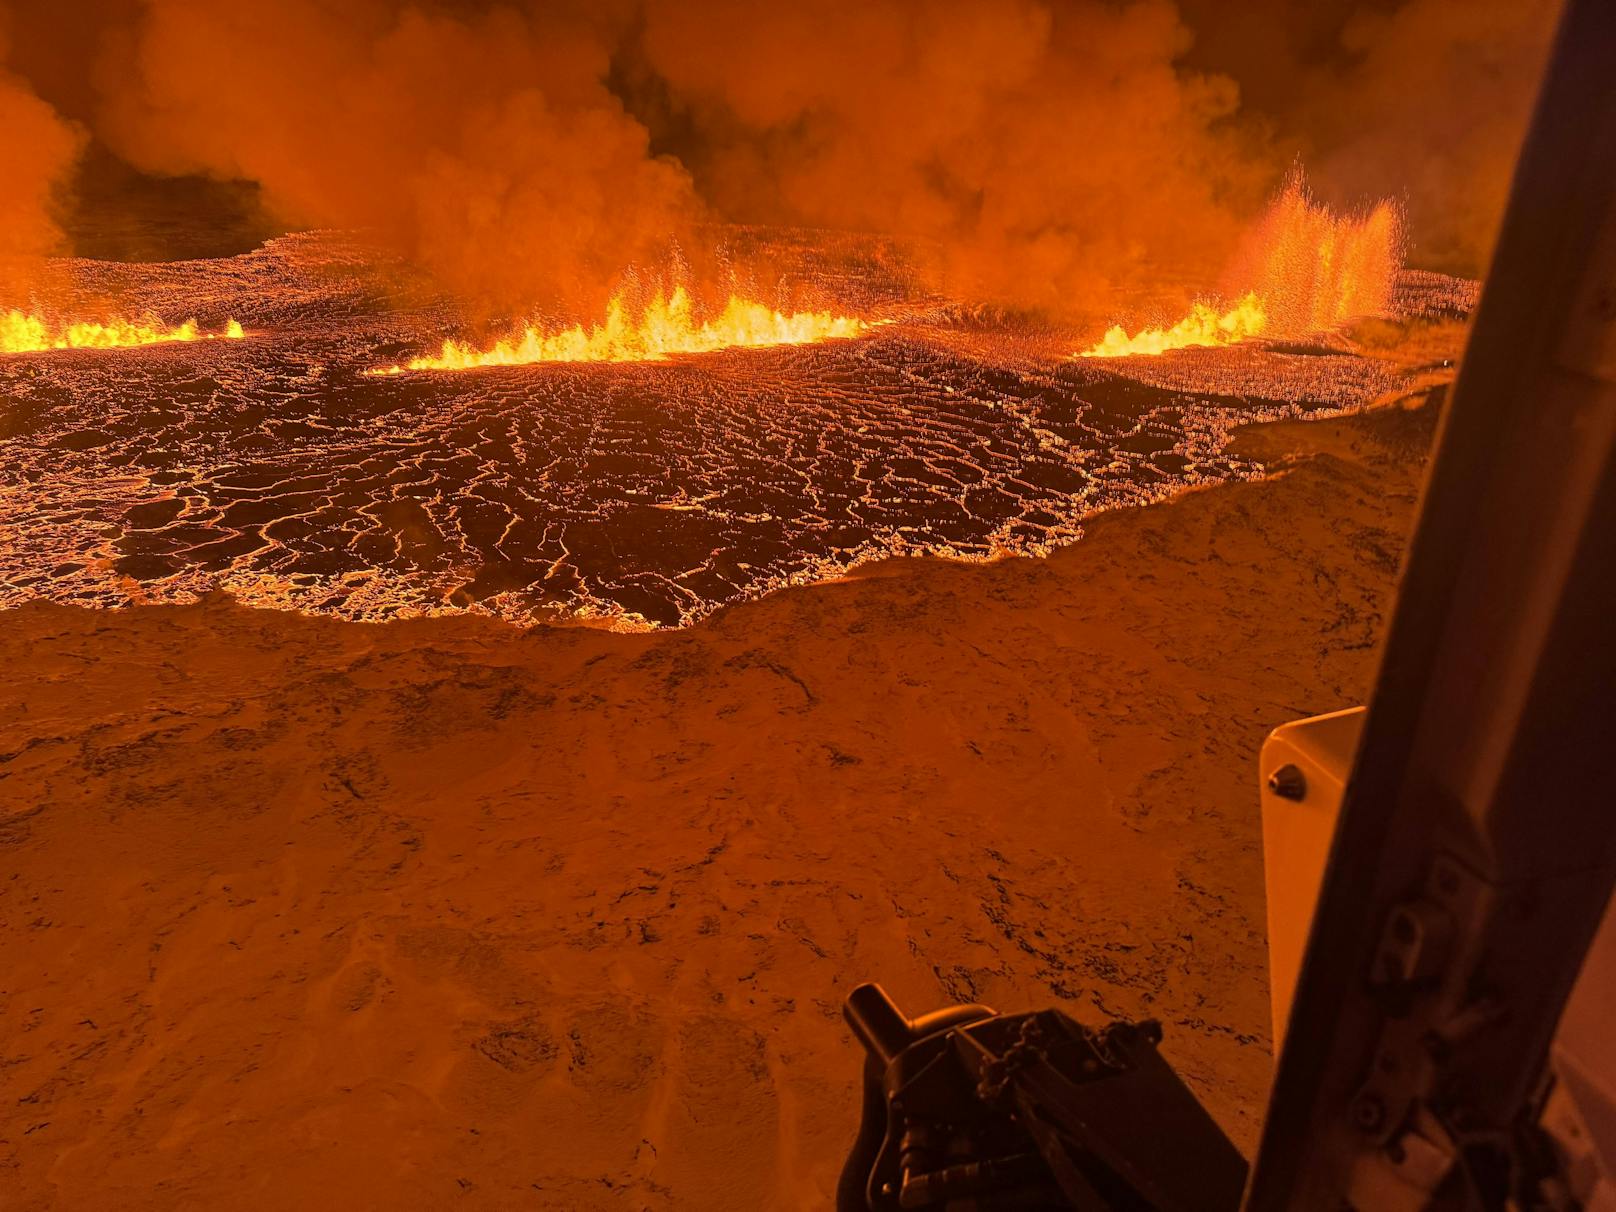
[844,982,912,1064]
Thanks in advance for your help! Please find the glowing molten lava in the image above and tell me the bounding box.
[370,287,868,374]
[1082,293,1268,359]
[1081,175,1403,359]
[0,312,245,355]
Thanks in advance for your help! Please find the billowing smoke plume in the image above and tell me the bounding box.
[96,1,697,316]
[634,0,1270,313]
[0,12,83,293]
[1299,0,1559,275]
[0,0,1568,316]
[1177,0,1561,276]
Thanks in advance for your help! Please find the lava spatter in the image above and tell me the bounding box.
[1081,176,1404,359]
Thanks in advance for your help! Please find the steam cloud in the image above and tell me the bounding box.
[1175,0,1560,275]
[636,0,1275,311]
[1297,0,1559,275]
[95,1,697,316]
[0,14,83,295]
[0,0,1565,316]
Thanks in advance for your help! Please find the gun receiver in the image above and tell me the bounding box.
[838,983,1247,1211]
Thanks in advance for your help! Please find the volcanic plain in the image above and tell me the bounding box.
[1,232,1465,628]
[0,232,1465,1209]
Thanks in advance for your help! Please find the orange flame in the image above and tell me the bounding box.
[369,287,869,374]
[0,311,245,355]
[1081,293,1268,359]
[1081,176,1403,359]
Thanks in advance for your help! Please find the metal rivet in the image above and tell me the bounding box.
[1268,763,1308,801]
[1352,1093,1386,1133]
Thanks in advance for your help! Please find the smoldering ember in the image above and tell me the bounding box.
[0,2,1590,1211]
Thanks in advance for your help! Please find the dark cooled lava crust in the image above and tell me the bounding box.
[0,231,1471,628]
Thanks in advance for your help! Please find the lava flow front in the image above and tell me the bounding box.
[370,286,868,374]
[1082,177,1403,358]
[1,311,244,355]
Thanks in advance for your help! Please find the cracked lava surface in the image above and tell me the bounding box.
[0,231,1474,628]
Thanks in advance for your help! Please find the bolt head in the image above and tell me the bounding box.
[1268,763,1308,801]
[1352,1093,1386,1133]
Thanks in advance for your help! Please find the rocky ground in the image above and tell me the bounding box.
[0,391,1439,1210]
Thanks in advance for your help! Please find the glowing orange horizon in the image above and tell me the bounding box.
[1080,177,1403,359]
[1,311,245,356]
[369,287,870,374]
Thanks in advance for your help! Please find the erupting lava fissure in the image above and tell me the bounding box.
[1082,293,1268,359]
[0,312,245,356]
[369,287,869,375]
[0,231,1473,630]
[1081,178,1403,359]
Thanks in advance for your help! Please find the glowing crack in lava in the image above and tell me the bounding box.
[369,286,868,374]
[0,311,245,355]
[1081,176,1403,358]
[0,230,1474,630]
